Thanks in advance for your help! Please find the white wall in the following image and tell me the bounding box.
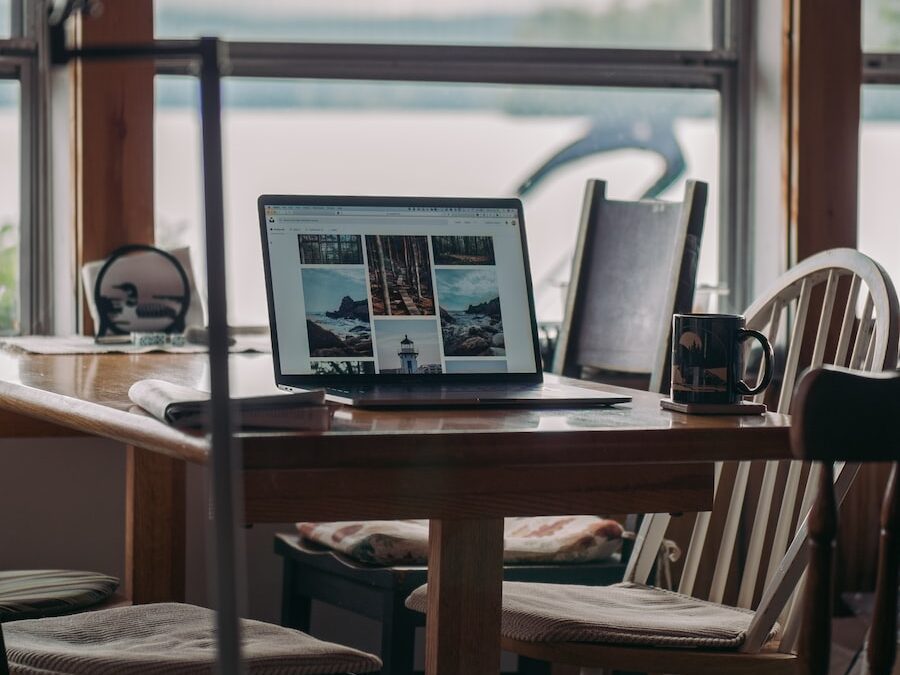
[0,438,125,575]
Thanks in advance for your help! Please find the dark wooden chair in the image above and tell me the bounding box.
[554,178,708,392]
[792,365,900,675]
[275,178,708,675]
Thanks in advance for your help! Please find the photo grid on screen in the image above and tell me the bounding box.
[298,231,508,375]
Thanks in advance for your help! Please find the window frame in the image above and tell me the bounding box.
[0,0,49,335]
[155,0,754,312]
[864,52,900,85]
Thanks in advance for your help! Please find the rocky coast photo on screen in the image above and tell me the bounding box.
[436,268,505,357]
[301,267,373,357]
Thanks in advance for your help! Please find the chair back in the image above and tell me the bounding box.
[553,179,708,393]
[623,248,900,655]
[792,366,900,675]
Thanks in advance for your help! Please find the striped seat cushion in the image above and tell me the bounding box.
[406,581,780,650]
[3,602,383,674]
[297,516,623,566]
[0,570,119,621]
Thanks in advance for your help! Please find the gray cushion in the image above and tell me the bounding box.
[407,581,779,650]
[3,602,382,674]
[0,570,119,621]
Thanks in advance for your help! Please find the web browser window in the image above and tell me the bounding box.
[262,202,538,377]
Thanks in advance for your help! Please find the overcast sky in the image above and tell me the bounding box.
[301,267,368,314]
[436,268,499,312]
[158,0,649,18]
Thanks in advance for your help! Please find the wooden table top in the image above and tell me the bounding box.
[0,350,792,471]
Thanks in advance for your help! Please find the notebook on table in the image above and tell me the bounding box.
[258,195,630,408]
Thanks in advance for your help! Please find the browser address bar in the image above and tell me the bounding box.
[296,217,452,227]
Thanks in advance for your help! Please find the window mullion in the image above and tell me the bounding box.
[10,0,23,38]
[17,0,52,333]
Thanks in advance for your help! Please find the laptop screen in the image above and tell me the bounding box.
[259,196,540,381]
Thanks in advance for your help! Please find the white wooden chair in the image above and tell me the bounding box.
[406,248,900,675]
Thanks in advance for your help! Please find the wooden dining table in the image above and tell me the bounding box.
[0,349,792,675]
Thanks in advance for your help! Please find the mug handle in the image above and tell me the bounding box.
[735,329,774,396]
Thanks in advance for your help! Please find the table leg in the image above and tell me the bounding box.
[425,517,504,675]
[124,446,186,603]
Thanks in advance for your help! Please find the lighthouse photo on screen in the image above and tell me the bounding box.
[373,319,443,374]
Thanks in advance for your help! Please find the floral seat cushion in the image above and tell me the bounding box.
[297,516,623,566]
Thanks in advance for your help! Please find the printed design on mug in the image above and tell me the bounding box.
[672,329,729,393]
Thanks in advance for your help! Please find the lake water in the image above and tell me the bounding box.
[0,108,898,327]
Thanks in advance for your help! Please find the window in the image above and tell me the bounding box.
[0,0,9,38]
[0,0,22,334]
[0,82,18,334]
[864,0,900,52]
[155,1,745,325]
[155,0,715,50]
[859,86,900,289]
[860,4,900,288]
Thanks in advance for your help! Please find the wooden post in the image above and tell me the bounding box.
[71,0,155,335]
[783,0,861,263]
[125,446,186,603]
[71,2,186,603]
[782,0,890,603]
[425,518,504,675]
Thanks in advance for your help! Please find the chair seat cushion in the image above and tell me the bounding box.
[406,581,779,650]
[0,570,119,621]
[296,516,623,566]
[3,602,383,674]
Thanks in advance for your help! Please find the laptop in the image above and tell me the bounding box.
[258,195,631,408]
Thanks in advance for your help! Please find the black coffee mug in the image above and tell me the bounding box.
[671,313,774,405]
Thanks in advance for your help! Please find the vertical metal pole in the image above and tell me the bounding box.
[198,36,245,675]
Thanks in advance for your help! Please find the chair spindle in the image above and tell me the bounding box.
[834,275,862,366]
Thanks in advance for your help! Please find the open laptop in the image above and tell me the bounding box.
[258,195,630,408]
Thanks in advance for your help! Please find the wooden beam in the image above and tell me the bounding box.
[72,0,155,335]
[784,0,861,263]
[125,446,186,604]
[783,0,888,599]
[69,1,182,605]
[425,518,504,675]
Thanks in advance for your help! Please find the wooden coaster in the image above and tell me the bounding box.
[660,398,767,415]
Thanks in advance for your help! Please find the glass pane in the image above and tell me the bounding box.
[864,0,900,52]
[860,86,900,291]
[0,0,9,37]
[156,0,713,50]
[156,78,720,325]
[0,81,19,334]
